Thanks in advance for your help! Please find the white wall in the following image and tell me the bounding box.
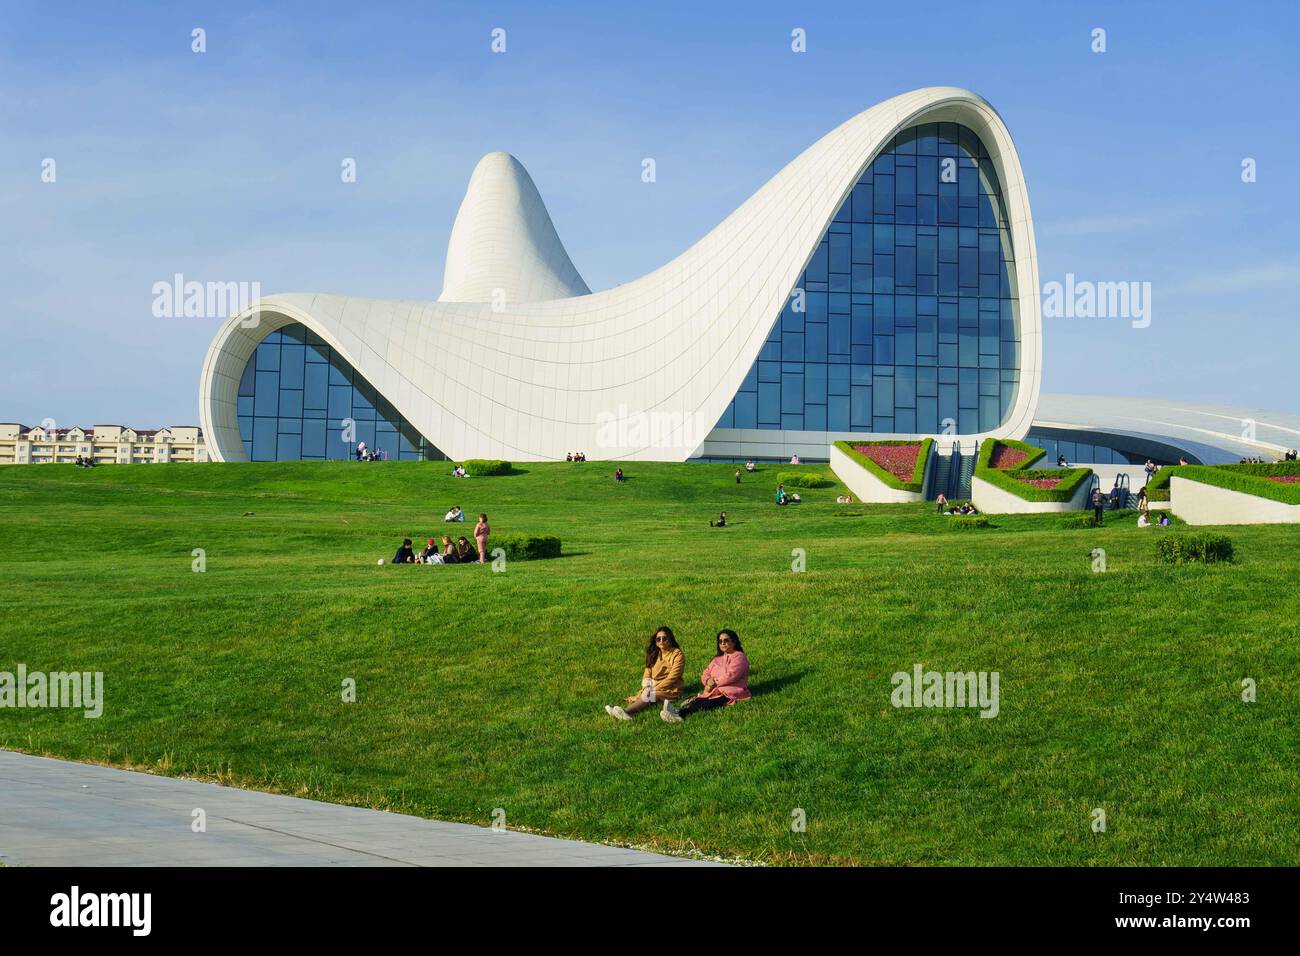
[1171,475,1300,525]
[971,472,1093,514]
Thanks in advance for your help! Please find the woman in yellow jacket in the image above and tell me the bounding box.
[606,627,684,721]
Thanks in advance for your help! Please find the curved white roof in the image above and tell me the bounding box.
[200,87,1042,462]
[439,151,590,304]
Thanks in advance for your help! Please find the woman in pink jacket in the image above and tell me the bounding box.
[662,629,750,722]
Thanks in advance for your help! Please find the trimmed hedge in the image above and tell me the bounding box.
[1156,532,1234,565]
[1173,462,1300,506]
[493,534,562,560]
[833,438,933,494]
[776,471,835,489]
[462,459,512,477]
[945,514,990,530]
[1144,466,1178,502]
[974,440,1093,503]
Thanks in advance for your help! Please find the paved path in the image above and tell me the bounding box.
[0,750,716,867]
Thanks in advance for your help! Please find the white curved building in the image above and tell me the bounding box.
[199,86,1042,462]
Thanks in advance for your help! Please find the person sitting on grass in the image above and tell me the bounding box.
[566,452,573,462]
[1158,512,1170,526]
[419,537,441,563]
[441,535,459,563]
[710,511,727,527]
[662,629,750,723]
[1138,511,1152,528]
[392,538,416,564]
[455,535,476,563]
[606,627,685,721]
[443,505,464,522]
[745,460,755,472]
[836,494,854,504]
[614,467,625,482]
[776,483,788,505]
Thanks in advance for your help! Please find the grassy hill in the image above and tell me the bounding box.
[0,460,1296,865]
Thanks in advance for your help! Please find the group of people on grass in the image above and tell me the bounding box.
[935,493,979,516]
[566,452,588,462]
[1091,486,1168,527]
[605,627,750,723]
[388,513,490,564]
[73,455,97,468]
[450,464,468,477]
[355,442,387,461]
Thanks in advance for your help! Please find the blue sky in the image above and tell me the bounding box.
[2,0,1297,426]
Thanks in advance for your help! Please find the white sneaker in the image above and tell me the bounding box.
[609,706,632,721]
[661,701,683,723]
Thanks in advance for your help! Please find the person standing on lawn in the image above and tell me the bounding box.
[474,512,490,563]
[1092,487,1105,525]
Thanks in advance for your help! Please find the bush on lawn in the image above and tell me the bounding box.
[777,471,835,489]
[1156,532,1234,565]
[462,459,513,476]
[946,515,990,530]
[493,534,562,560]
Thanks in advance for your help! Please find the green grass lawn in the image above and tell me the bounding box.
[1,460,1297,865]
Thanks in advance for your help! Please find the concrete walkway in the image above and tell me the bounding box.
[0,750,716,867]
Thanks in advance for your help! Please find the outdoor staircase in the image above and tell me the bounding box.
[927,441,978,501]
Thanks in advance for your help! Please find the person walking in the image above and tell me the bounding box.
[1092,487,1105,525]
[474,512,490,564]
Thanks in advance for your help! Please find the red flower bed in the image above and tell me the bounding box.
[1267,475,1300,484]
[989,444,1029,470]
[1017,476,1061,490]
[852,443,919,483]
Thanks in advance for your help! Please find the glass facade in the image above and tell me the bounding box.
[236,323,442,461]
[1024,432,1175,467]
[714,122,1020,436]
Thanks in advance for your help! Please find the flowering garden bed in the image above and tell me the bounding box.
[852,443,921,484]
[989,444,1030,470]
[1267,475,1300,484]
[974,439,1092,503]
[833,439,933,494]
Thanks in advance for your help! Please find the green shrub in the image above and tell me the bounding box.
[462,459,513,477]
[1145,467,1178,502]
[1060,513,1102,529]
[1156,532,1234,565]
[776,471,834,489]
[493,534,562,560]
[946,515,990,530]
[974,440,1093,503]
[833,438,933,493]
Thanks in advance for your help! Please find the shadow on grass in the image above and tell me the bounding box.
[748,667,811,699]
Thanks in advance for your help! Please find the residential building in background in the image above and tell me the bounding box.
[0,424,207,465]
